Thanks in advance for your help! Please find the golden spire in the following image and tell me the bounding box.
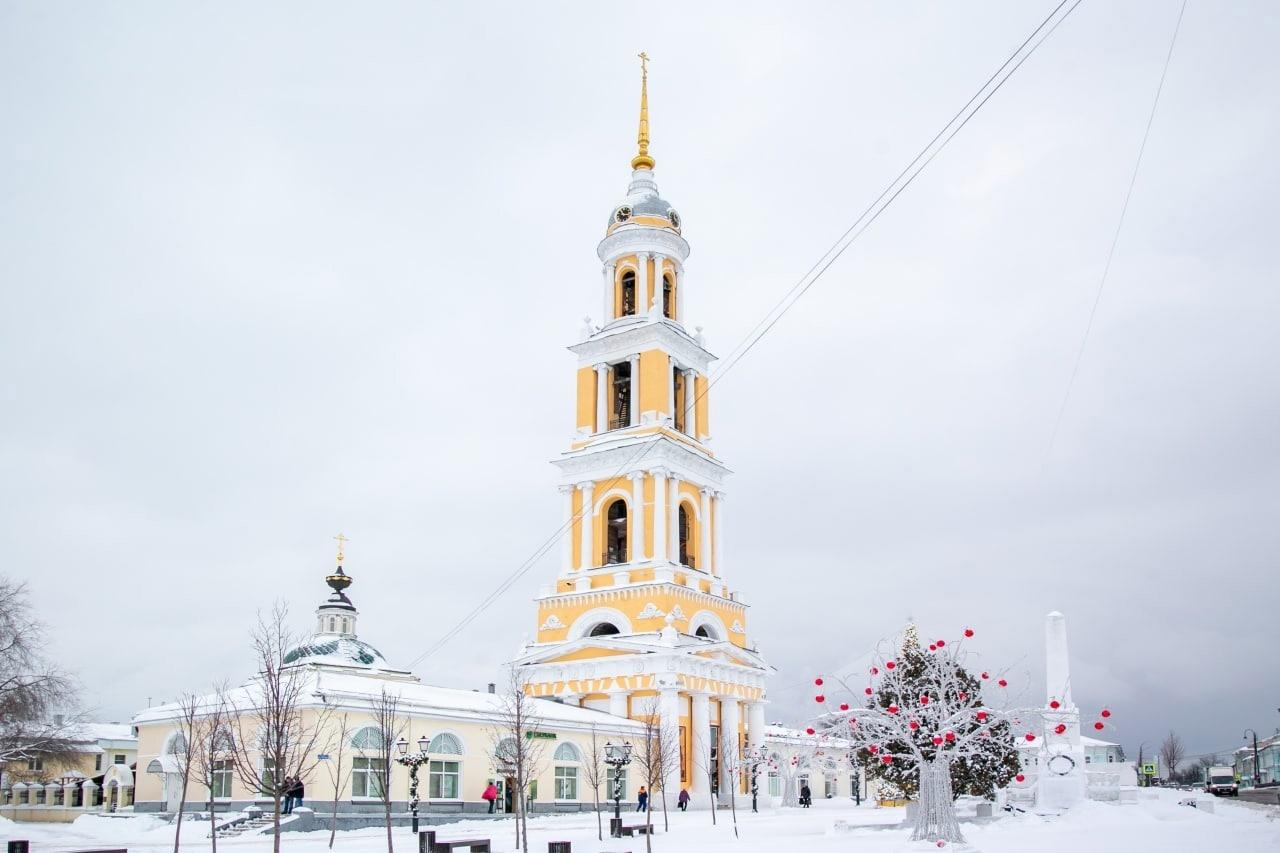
[631,51,655,171]
[333,532,348,566]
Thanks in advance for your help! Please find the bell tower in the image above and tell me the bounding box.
[516,56,772,808]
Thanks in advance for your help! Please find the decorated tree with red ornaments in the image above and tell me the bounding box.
[807,624,1112,847]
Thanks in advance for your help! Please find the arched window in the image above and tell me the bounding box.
[605,499,628,564]
[621,270,637,316]
[695,625,717,640]
[328,616,336,632]
[351,726,385,751]
[165,732,188,755]
[611,361,632,429]
[554,742,582,763]
[589,622,620,637]
[428,733,463,755]
[662,274,674,319]
[678,504,693,568]
[341,617,350,634]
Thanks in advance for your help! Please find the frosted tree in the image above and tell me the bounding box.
[808,625,1110,847]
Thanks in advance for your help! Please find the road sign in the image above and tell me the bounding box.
[318,754,331,761]
[1142,763,1156,775]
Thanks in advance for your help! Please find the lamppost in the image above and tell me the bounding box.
[741,745,767,813]
[1243,729,1261,788]
[604,741,633,838]
[395,734,431,834]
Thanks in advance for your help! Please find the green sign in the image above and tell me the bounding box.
[526,731,557,740]
[1142,763,1157,775]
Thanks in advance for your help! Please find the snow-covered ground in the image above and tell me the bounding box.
[3,792,1277,853]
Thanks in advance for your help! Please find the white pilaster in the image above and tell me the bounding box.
[628,471,647,562]
[658,687,681,797]
[603,262,616,322]
[649,254,664,317]
[713,492,725,576]
[559,485,575,574]
[691,692,712,802]
[699,488,713,574]
[578,481,595,571]
[594,363,609,433]
[683,368,696,437]
[651,468,668,563]
[637,252,650,316]
[747,701,765,751]
[629,353,641,427]
[720,698,741,795]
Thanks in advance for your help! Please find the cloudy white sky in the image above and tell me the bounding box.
[3,1,1277,763]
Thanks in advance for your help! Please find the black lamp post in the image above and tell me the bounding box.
[741,745,766,813]
[1243,729,1261,788]
[395,734,431,834]
[604,741,633,838]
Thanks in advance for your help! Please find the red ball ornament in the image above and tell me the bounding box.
[885,661,896,670]
[870,667,879,675]
[1024,733,1036,742]
[1055,724,1067,735]
[1049,700,1060,710]
[1015,774,1025,783]
[814,677,824,686]
[958,692,968,701]
[865,687,873,696]
[937,842,947,849]
[945,732,956,742]
[868,745,879,754]
[976,711,988,721]
[964,628,974,638]
[1100,709,1111,718]
[909,720,920,730]
[998,678,1008,688]
[936,639,946,648]
[888,704,899,714]
[932,736,943,746]
[839,703,849,711]
[805,727,815,735]
[1094,722,1105,731]
[882,755,893,765]
[981,672,990,680]
[920,695,930,705]
[815,695,825,703]
[928,644,937,651]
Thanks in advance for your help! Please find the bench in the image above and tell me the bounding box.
[616,824,655,837]
[417,830,490,853]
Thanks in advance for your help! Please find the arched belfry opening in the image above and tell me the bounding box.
[678,504,693,569]
[611,361,632,430]
[605,499,629,565]
[621,270,637,316]
[589,622,621,637]
[662,274,674,319]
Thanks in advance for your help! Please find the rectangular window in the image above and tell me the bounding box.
[768,772,781,797]
[709,724,720,794]
[607,766,628,801]
[429,760,460,799]
[95,755,103,772]
[259,757,278,795]
[554,766,578,800]
[352,757,386,798]
[679,725,688,783]
[27,757,44,772]
[114,754,127,765]
[212,760,234,798]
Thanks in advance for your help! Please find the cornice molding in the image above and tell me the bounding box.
[570,320,714,374]
[553,434,730,487]
[597,228,690,265]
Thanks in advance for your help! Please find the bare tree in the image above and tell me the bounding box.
[0,578,79,768]
[325,714,353,849]
[691,731,718,824]
[227,603,330,853]
[632,700,680,853]
[189,688,232,853]
[489,668,547,853]
[1160,731,1186,781]
[368,687,407,853]
[581,725,607,841]
[718,728,741,839]
[172,693,201,853]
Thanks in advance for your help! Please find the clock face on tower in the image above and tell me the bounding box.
[614,206,633,223]
[668,209,680,229]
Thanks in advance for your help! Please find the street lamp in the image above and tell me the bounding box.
[740,745,767,813]
[395,734,431,834]
[604,741,633,838]
[1243,729,1261,788]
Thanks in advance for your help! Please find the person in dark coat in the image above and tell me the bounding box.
[677,788,690,811]
[281,777,295,814]
[291,777,305,810]
[637,786,648,812]
[800,784,812,808]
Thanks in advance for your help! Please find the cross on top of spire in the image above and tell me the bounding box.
[632,51,655,171]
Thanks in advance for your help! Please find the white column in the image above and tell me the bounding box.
[560,485,575,574]
[699,488,713,574]
[713,492,725,576]
[659,687,682,798]
[720,698,741,795]
[747,701,766,752]
[637,252,650,316]
[676,265,685,323]
[691,692,711,802]
[628,471,647,562]
[578,481,595,570]
[603,262,616,321]
[683,368,697,437]
[650,254,665,316]
[609,691,629,718]
[651,468,667,563]
[668,474,682,561]
[594,363,609,433]
[666,358,677,427]
[629,353,641,427]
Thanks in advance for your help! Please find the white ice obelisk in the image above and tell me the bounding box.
[1037,611,1086,812]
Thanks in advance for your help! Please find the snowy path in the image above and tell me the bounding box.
[3,792,1277,853]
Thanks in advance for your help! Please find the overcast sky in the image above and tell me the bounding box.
[3,1,1277,764]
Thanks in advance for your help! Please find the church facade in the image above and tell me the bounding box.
[514,58,773,806]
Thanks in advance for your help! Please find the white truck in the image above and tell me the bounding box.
[1205,766,1238,797]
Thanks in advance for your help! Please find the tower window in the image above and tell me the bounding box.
[328,617,336,633]
[589,622,620,637]
[604,499,628,565]
[673,367,685,433]
[678,504,694,569]
[663,274,674,319]
[611,361,631,430]
[621,271,637,317]
[695,625,717,640]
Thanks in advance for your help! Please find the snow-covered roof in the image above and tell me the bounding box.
[282,635,391,670]
[1080,735,1121,748]
[82,723,135,743]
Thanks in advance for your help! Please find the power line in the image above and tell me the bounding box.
[1044,0,1189,459]
[407,0,1084,668]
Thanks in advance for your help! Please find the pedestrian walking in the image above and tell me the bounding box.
[677,788,690,811]
[637,786,648,813]
[482,781,499,814]
[800,784,812,808]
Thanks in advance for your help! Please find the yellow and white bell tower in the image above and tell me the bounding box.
[516,55,772,806]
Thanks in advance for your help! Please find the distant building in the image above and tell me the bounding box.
[1234,734,1280,787]
[1,721,138,822]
